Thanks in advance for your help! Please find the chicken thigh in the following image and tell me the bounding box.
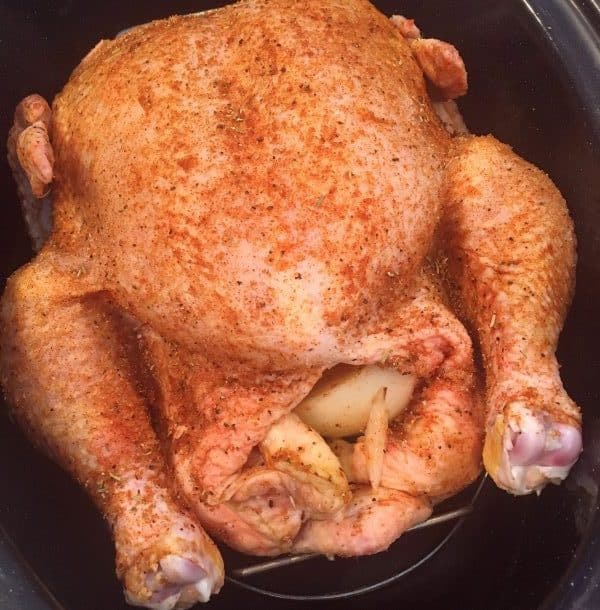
[1,0,581,607]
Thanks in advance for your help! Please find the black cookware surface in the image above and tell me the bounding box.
[1,1,599,609]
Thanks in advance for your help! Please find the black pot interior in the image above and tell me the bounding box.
[1,1,599,609]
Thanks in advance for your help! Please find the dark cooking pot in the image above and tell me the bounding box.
[1,1,599,609]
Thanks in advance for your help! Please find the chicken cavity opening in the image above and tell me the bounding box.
[215,365,418,554]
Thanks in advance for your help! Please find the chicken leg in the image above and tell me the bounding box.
[443,135,582,495]
[0,251,224,608]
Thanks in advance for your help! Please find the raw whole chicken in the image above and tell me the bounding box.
[1,0,582,607]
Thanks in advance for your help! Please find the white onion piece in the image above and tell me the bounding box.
[364,388,388,491]
[259,413,350,515]
[294,364,414,438]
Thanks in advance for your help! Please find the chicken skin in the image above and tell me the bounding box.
[1,0,581,607]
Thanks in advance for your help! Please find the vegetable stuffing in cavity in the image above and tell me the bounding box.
[294,364,415,438]
[2,0,581,608]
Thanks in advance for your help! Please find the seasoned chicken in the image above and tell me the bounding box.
[1,0,581,607]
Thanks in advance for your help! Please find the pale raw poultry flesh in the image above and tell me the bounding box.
[1,0,582,608]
